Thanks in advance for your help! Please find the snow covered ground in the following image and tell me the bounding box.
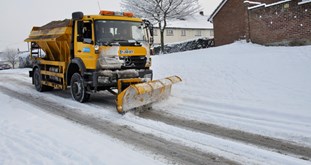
[1,41,311,164]
[153,41,311,146]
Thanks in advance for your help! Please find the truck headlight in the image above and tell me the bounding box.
[99,55,124,69]
[94,45,100,54]
[98,47,124,69]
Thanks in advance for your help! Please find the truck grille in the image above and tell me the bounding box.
[120,56,147,68]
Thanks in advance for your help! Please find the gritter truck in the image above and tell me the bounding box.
[25,11,181,113]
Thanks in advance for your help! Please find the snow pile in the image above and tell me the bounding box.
[153,41,311,146]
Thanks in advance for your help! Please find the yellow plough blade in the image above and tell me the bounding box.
[116,76,182,113]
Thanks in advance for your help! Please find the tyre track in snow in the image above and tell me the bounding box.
[139,110,311,160]
[0,85,237,165]
[3,75,311,162]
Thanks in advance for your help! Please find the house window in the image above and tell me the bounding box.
[154,29,158,36]
[166,29,174,36]
[181,30,186,36]
[195,30,202,36]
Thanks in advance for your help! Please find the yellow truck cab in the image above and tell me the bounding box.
[26,11,181,113]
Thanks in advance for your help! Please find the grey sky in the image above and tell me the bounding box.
[0,0,221,51]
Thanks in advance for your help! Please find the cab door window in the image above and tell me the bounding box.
[77,21,93,44]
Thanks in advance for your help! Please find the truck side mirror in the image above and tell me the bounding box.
[143,19,154,44]
[148,24,154,44]
[72,12,84,20]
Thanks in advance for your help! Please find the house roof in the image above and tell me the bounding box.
[155,14,213,29]
[208,0,274,22]
[207,0,228,23]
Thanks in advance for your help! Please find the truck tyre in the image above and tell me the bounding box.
[70,73,90,103]
[33,68,53,92]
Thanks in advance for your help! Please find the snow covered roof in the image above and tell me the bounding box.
[154,14,213,29]
[248,0,291,10]
[208,0,287,22]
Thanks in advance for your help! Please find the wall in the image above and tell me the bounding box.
[153,28,213,45]
[212,0,249,46]
[211,0,281,46]
[248,0,311,46]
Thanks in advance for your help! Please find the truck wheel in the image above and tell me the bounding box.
[33,68,53,91]
[70,73,90,103]
[34,68,44,92]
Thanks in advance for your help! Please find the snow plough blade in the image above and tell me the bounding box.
[116,76,182,114]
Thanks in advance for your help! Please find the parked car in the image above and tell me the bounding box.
[0,64,12,70]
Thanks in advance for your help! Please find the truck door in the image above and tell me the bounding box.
[75,20,97,70]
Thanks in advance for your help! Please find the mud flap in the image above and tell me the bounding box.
[116,76,182,114]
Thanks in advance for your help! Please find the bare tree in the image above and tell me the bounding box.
[4,48,19,69]
[121,0,201,53]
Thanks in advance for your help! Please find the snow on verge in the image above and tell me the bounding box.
[152,41,311,147]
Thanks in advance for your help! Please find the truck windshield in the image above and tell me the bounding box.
[95,20,146,45]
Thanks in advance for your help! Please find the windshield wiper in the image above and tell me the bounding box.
[105,39,142,46]
[99,39,121,46]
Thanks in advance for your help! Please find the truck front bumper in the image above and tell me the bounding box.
[89,69,153,89]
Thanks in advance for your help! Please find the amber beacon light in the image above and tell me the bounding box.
[99,10,134,17]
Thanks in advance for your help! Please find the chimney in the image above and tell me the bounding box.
[199,11,204,16]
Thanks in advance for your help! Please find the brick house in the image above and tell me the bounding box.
[208,0,311,46]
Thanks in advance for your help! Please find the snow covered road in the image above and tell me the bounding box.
[0,91,164,165]
[0,76,235,165]
[1,42,311,164]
